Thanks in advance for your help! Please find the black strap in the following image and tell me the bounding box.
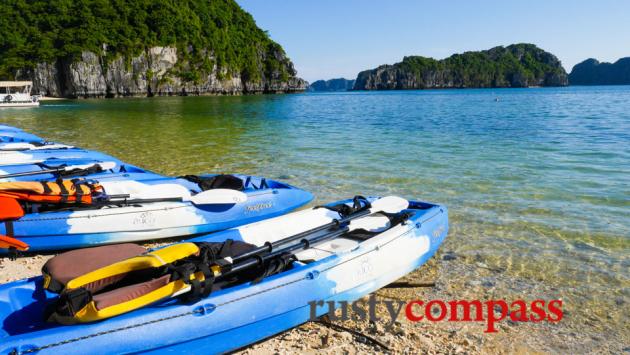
[179,174,244,191]
[52,288,92,318]
[40,182,52,194]
[377,211,414,226]
[259,178,268,189]
[252,253,296,284]
[4,221,14,236]
[315,195,372,218]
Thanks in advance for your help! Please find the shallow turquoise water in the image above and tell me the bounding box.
[1,86,628,325]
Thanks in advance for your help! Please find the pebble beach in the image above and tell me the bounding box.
[2,237,627,354]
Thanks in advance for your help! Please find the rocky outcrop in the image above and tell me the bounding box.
[23,46,307,98]
[569,58,630,85]
[308,78,355,92]
[354,44,568,90]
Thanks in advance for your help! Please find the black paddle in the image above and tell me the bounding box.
[231,196,407,263]
[212,196,409,280]
[0,162,116,179]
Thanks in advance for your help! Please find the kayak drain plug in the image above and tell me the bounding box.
[194,304,216,316]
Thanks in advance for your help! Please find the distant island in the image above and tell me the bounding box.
[569,58,630,85]
[308,78,355,92]
[0,0,306,98]
[354,44,568,90]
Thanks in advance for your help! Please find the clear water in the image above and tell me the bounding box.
[1,86,628,333]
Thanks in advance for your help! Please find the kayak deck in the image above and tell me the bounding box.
[0,198,448,354]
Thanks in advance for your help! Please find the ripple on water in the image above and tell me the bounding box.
[1,87,628,339]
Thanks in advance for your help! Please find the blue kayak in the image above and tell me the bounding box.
[0,147,124,166]
[0,174,313,252]
[0,130,44,143]
[0,196,448,354]
[0,125,23,132]
[0,158,165,182]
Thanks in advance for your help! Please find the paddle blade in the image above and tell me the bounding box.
[96,161,117,171]
[0,235,29,251]
[0,143,35,151]
[190,189,248,205]
[370,196,409,214]
[0,196,24,220]
[64,161,117,172]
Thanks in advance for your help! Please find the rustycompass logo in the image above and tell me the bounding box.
[309,295,563,333]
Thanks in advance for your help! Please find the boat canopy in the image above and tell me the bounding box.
[0,81,32,94]
[0,81,33,87]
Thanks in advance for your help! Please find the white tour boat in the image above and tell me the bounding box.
[0,81,39,107]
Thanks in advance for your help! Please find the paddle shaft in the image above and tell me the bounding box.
[221,226,351,279]
[0,164,106,179]
[96,195,184,206]
[232,208,371,263]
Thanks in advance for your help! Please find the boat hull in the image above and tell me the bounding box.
[0,199,448,354]
[0,101,39,108]
[0,148,120,166]
[0,175,313,253]
[0,158,161,182]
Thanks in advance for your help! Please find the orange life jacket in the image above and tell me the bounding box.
[0,179,102,204]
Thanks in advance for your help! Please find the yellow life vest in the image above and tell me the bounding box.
[44,240,258,324]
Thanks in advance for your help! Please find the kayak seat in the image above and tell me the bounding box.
[180,174,244,191]
[43,240,277,325]
[93,274,172,310]
[42,243,148,293]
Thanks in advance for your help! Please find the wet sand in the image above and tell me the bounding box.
[1,238,627,354]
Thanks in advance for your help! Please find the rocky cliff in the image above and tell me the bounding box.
[1,0,307,98]
[22,47,306,98]
[309,78,355,92]
[569,58,630,85]
[354,44,568,90]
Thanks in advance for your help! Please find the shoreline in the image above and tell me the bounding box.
[1,238,626,354]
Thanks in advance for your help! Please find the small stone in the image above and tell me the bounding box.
[442,252,457,261]
[476,262,489,269]
[320,334,329,348]
[356,336,368,344]
[481,280,495,288]
[614,297,625,306]
[394,326,406,336]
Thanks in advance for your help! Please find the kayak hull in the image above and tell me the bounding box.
[0,159,158,182]
[0,175,313,253]
[0,131,44,143]
[0,148,121,166]
[0,199,448,354]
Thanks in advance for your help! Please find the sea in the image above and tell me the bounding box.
[1,85,628,338]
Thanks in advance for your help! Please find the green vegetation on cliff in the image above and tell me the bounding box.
[354,44,569,90]
[0,0,294,82]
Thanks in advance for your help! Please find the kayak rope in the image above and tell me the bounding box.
[11,309,203,355]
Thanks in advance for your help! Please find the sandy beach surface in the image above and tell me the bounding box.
[1,238,626,354]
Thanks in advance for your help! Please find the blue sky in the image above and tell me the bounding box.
[236,0,630,82]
